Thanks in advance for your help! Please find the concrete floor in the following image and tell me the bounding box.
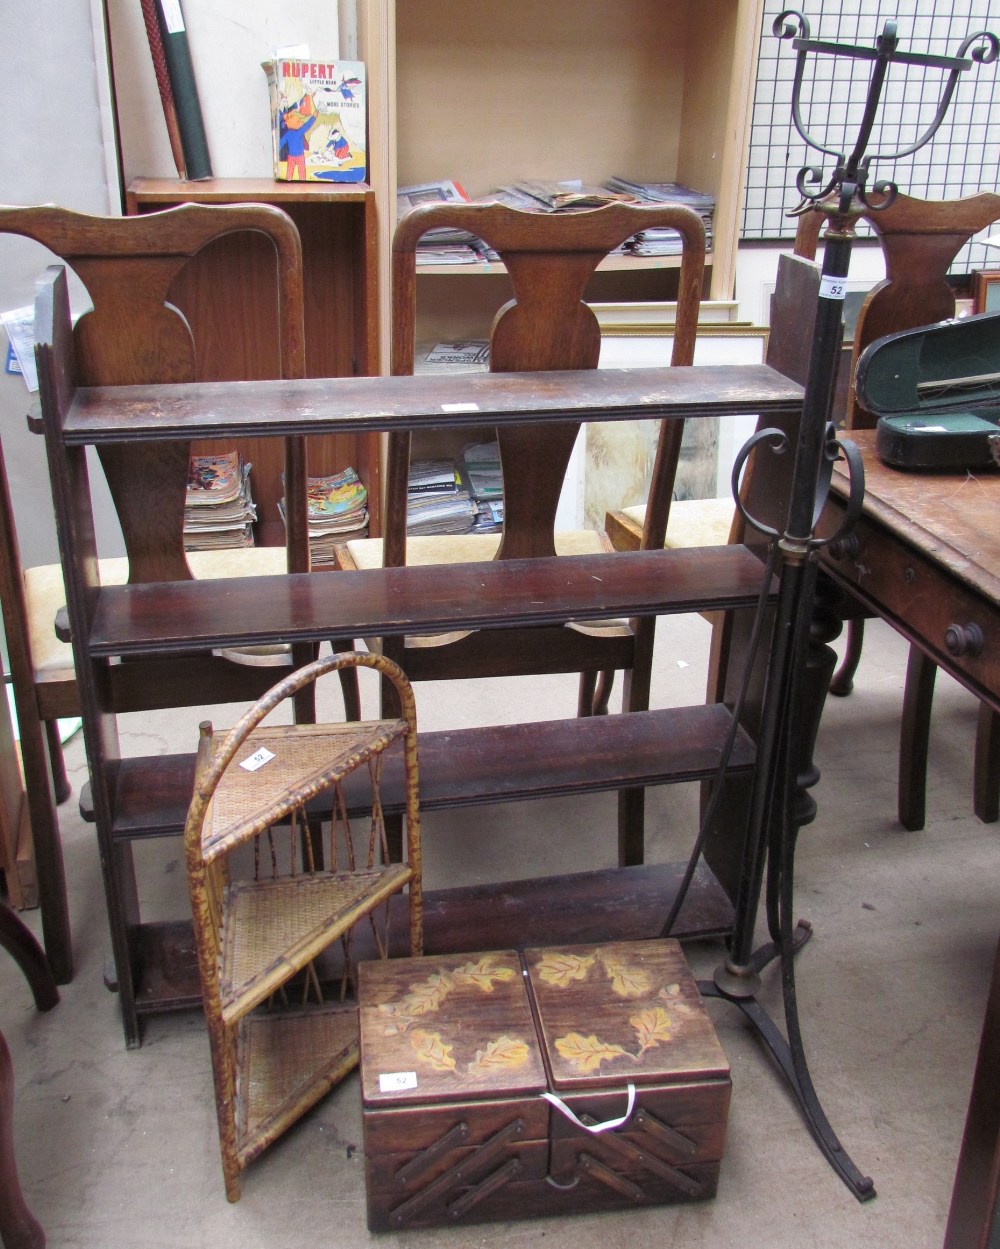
[2,613,998,1248]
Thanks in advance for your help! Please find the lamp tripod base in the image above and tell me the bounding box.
[700,919,876,1202]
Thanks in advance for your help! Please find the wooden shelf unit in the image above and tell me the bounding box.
[36,264,803,1047]
[125,178,382,541]
[358,0,764,358]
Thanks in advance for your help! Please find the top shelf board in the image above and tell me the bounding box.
[126,177,374,207]
[61,365,804,446]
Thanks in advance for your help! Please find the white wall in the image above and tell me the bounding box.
[106,0,343,185]
[0,0,116,568]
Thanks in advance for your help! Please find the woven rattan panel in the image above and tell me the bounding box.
[235,1005,360,1159]
[220,868,412,1015]
[204,720,407,858]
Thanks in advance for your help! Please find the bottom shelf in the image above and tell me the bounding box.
[236,1002,359,1168]
[129,859,734,1017]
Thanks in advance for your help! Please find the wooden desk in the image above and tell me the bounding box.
[818,430,1000,1249]
[820,429,1000,712]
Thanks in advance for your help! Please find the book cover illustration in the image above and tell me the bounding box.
[280,466,368,565]
[262,56,367,183]
[304,466,368,517]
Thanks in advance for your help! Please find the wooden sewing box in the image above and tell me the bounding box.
[358,938,731,1230]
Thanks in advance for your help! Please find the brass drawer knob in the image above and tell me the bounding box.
[828,533,860,561]
[944,622,984,658]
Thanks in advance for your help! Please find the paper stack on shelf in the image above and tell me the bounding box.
[461,442,504,534]
[461,441,503,498]
[460,440,504,534]
[396,180,489,264]
[280,466,369,567]
[505,179,637,212]
[183,451,256,550]
[406,458,476,535]
[476,181,635,256]
[604,176,716,254]
[478,185,546,213]
[415,340,491,375]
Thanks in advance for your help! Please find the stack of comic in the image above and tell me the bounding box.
[505,179,637,212]
[280,466,369,566]
[183,451,256,550]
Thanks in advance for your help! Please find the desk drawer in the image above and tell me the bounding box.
[821,499,1000,704]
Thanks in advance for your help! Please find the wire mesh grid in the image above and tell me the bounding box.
[743,0,1000,274]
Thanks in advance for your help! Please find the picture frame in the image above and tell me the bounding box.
[589,299,746,329]
[759,277,876,345]
[972,270,1000,315]
[585,320,770,530]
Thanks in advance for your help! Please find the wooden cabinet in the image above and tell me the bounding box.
[125,178,382,539]
[358,0,763,359]
[37,262,804,1046]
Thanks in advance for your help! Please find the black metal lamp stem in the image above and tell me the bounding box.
[697,9,998,1202]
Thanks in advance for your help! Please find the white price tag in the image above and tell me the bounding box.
[240,747,276,772]
[379,1071,418,1093]
[158,0,185,34]
[441,402,480,413]
[819,275,848,301]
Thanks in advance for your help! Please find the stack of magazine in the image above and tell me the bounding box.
[460,441,504,533]
[604,176,716,254]
[396,179,495,265]
[183,451,256,550]
[394,174,714,263]
[407,458,476,535]
[477,182,633,255]
[418,340,490,372]
[280,466,369,566]
[500,179,636,213]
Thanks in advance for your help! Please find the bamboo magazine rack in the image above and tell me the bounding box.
[183,652,423,1200]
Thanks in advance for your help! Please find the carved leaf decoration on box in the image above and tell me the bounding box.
[535,951,597,988]
[378,959,522,1036]
[410,1028,457,1072]
[630,1006,673,1055]
[554,1031,630,1073]
[379,971,457,1034]
[599,952,652,999]
[452,957,518,992]
[467,1034,531,1074]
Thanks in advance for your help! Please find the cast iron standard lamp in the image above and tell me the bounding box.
[692,11,999,1200]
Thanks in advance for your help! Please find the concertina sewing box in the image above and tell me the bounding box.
[358,938,731,1230]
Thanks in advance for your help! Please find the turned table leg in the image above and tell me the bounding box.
[0,1028,45,1249]
[0,899,57,1248]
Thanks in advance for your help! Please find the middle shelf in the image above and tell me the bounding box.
[90,546,775,660]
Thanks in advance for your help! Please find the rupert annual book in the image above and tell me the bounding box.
[262,55,367,182]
